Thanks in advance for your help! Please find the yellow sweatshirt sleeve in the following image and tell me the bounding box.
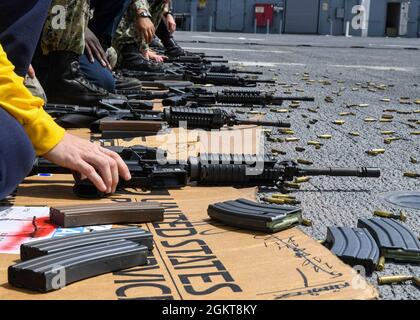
[0,44,65,156]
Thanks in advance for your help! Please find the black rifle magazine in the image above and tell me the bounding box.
[50,202,164,228]
[325,226,380,274]
[20,227,153,261]
[207,198,302,233]
[9,240,148,292]
[357,218,420,263]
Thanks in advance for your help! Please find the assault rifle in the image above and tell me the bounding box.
[30,146,381,198]
[110,86,314,108]
[45,104,291,138]
[121,70,275,87]
[162,88,315,106]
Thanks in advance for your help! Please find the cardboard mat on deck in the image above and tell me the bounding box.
[0,127,378,300]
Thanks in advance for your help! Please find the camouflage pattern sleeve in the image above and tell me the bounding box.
[41,0,90,55]
[113,0,168,56]
[132,0,150,14]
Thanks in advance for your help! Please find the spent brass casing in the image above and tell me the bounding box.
[373,210,393,218]
[271,194,296,200]
[283,182,301,189]
[295,176,311,183]
[378,275,414,286]
[364,118,377,122]
[301,218,313,227]
[264,197,300,205]
[280,129,295,135]
[381,114,394,119]
[404,172,420,178]
[297,159,313,165]
[318,134,332,139]
[399,211,408,222]
[307,141,323,146]
[366,149,385,156]
[381,131,395,135]
[384,137,400,144]
[376,256,386,271]
[373,210,407,222]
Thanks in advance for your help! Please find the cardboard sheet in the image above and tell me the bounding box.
[0,126,378,300]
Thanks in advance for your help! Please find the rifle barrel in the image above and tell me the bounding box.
[272,96,315,102]
[236,119,291,128]
[297,167,381,178]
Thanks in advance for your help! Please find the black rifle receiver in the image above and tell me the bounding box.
[30,146,381,198]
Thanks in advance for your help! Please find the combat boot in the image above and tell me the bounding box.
[164,38,186,58]
[113,73,143,91]
[119,44,164,72]
[45,51,110,106]
[155,21,185,58]
[149,37,164,51]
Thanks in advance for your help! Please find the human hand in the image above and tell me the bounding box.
[165,14,176,33]
[142,49,167,63]
[27,64,36,79]
[43,133,131,194]
[85,27,112,70]
[136,15,155,43]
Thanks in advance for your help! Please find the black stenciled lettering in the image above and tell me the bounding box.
[184,283,242,296]
[153,217,193,228]
[169,254,216,266]
[155,227,197,238]
[172,258,226,271]
[116,283,173,300]
[161,239,213,254]
[179,271,234,285]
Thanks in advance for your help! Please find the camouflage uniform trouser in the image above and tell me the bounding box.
[41,0,90,55]
[113,0,166,54]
